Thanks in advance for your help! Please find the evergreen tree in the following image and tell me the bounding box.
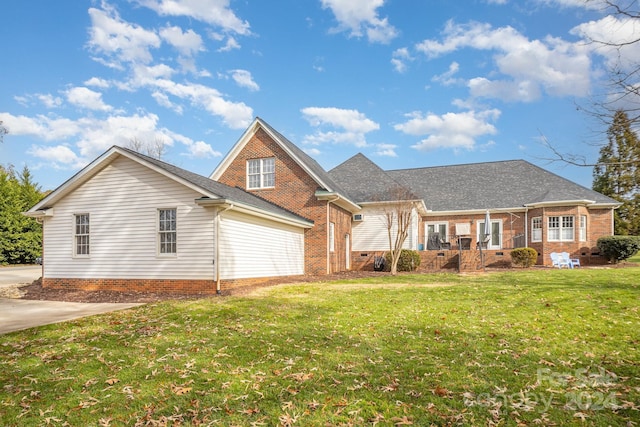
[593,110,640,235]
[0,165,44,264]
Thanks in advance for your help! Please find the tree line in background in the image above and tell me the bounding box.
[593,110,640,235]
[0,165,45,264]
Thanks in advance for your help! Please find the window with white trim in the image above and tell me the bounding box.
[531,217,542,242]
[74,213,90,256]
[158,208,177,254]
[579,215,587,242]
[426,222,448,246]
[247,158,275,189]
[477,220,502,249]
[548,215,574,242]
[329,222,335,252]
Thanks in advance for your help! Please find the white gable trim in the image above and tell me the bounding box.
[210,118,335,192]
[26,146,226,216]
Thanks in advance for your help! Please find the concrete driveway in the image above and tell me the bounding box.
[0,266,142,335]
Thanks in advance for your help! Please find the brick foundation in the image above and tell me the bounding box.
[41,275,307,295]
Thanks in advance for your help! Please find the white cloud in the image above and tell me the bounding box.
[0,113,82,141]
[151,91,183,114]
[136,0,250,35]
[416,21,592,101]
[65,87,113,112]
[391,47,413,73]
[186,140,221,158]
[27,145,82,168]
[432,62,461,86]
[302,107,379,133]
[374,143,397,157]
[303,147,322,156]
[1,111,175,164]
[37,94,63,108]
[571,14,640,71]
[160,25,204,56]
[84,77,111,88]
[301,107,379,148]
[87,5,161,67]
[217,36,241,52]
[394,109,501,151]
[152,79,252,128]
[320,0,398,44]
[534,0,606,9]
[229,69,259,91]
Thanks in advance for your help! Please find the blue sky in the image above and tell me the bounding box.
[1,0,638,191]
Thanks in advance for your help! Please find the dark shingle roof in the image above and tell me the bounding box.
[386,159,618,211]
[120,147,313,224]
[257,117,351,197]
[328,153,415,203]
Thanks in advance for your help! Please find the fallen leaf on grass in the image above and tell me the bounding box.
[392,415,413,425]
[171,385,192,395]
[105,378,119,385]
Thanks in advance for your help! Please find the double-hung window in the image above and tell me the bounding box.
[579,215,587,242]
[531,217,542,242]
[74,213,90,256]
[329,222,335,252]
[548,215,574,242]
[247,158,275,189]
[159,208,177,255]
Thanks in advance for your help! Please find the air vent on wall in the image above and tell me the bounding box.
[353,214,364,222]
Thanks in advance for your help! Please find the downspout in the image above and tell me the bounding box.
[524,208,528,247]
[326,196,340,274]
[215,204,234,295]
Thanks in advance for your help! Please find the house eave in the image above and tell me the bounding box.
[524,199,596,208]
[424,207,529,217]
[195,197,314,229]
[358,199,429,216]
[315,191,362,213]
[23,208,54,218]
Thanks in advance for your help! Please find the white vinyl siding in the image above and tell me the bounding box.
[218,210,304,279]
[42,156,214,280]
[158,208,177,255]
[352,206,418,251]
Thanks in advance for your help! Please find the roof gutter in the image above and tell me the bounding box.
[315,191,361,213]
[23,208,54,219]
[524,199,597,208]
[358,199,429,216]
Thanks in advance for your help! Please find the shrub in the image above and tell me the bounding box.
[597,236,640,263]
[510,247,538,268]
[385,249,421,272]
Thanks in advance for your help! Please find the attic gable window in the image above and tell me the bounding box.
[247,158,275,189]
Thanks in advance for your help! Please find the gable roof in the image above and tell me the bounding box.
[329,153,416,203]
[26,146,314,228]
[386,159,620,212]
[210,117,360,212]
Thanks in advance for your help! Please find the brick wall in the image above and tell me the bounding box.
[215,127,349,275]
[43,277,219,294]
[42,275,308,294]
[534,206,611,266]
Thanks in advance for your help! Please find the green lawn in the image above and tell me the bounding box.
[1,268,639,426]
